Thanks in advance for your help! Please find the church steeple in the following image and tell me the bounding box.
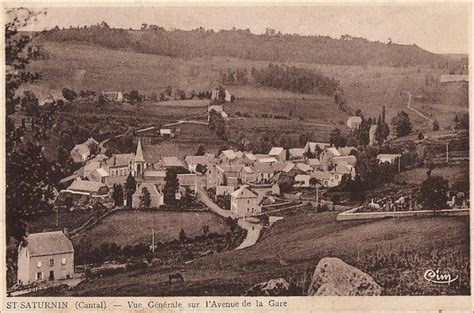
[135,138,145,162]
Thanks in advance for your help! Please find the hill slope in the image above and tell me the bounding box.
[37,27,451,67]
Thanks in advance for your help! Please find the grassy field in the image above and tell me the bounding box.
[72,211,229,249]
[27,209,94,234]
[61,211,469,296]
[395,163,469,187]
[26,40,465,135]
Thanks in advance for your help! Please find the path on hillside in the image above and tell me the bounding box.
[195,184,261,250]
[405,91,434,123]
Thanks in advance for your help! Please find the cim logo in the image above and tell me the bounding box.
[424,269,459,285]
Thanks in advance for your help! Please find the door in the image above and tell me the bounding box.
[49,270,55,281]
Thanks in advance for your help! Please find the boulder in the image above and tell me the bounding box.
[245,278,291,296]
[307,257,382,296]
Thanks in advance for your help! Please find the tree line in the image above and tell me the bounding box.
[38,23,454,67]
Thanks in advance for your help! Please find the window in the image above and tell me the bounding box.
[49,259,54,267]
[37,272,43,280]
[37,261,42,268]
[61,258,67,265]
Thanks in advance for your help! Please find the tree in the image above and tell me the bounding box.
[112,184,124,206]
[277,173,295,195]
[391,111,412,137]
[139,187,152,209]
[61,88,77,101]
[129,90,141,104]
[454,112,468,130]
[329,128,347,148]
[6,8,54,244]
[21,91,39,116]
[432,120,440,131]
[201,225,210,237]
[195,144,206,156]
[419,175,449,214]
[88,141,99,156]
[164,169,179,204]
[124,174,137,207]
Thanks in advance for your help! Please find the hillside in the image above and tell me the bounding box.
[37,211,469,296]
[36,26,453,67]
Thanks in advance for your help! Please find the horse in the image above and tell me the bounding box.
[168,273,184,283]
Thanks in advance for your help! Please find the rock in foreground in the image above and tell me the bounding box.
[245,278,291,296]
[308,257,382,296]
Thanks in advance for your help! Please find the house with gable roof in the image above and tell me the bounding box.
[231,186,261,217]
[268,147,286,162]
[17,231,74,285]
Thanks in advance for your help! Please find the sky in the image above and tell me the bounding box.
[18,4,471,54]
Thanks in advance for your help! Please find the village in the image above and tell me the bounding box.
[5,6,470,297]
[9,82,470,296]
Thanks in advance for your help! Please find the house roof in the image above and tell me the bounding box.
[296,163,313,173]
[23,231,74,257]
[326,147,341,157]
[269,147,284,156]
[335,163,353,175]
[307,158,321,166]
[143,170,167,178]
[95,168,109,177]
[289,148,305,158]
[220,150,236,160]
[71,143,90,157]
[272,162,288,172]
[160,128,172,135]
[311,171,331,180]
[84,160,100,172]
[377,153,402,159]
[338,146,357,156]
[283,163,295,172]
[107,153,135,168]
[231,186,258,199]
[235,151,243,159]
[177,173,196,186]
[185,155,210,166]
[347,116,362,125]
[257,157,278,164]
[162,157,184,168]
[68,179,106,193]
[242,166,254,174]
[244,153,257,161]
[254,163,275,174]
[332,155,357,166]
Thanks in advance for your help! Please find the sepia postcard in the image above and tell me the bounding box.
[1,1,472,311]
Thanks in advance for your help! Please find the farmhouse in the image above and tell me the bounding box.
[307,158,321,170]
[89,168,109,184]
[68,179,109,196]
[177,173,197,192]
[338,146,357,156]
[377,154,401,165]
[132,183,164,209]
[240,166,255,184]
[253,163,275,184]
[288,148,305,161]
[346,116,362,129]
[102,91,123,103]
[219,150,237,164]
[105,153,135,177]
[17,231,74,285]
[332,155,357,167]
[231,187,260,217]
[185,154,215,173]
[294,174,312,188]
[311,171,342,188]
[70,138,98,163]
[304,142,330,156]
[162,157,185,169]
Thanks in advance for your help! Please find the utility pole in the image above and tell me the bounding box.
[151,228,155,253]
[446,143,449,163]
[316,184,319,206]
[398,157,401,173]
[56,208,59,227]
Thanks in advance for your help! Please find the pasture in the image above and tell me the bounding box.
[72,210,229,249]
[66,211,469,296]
[27,40,465,134]
[395,163,469,187]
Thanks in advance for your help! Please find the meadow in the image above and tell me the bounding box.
[26,40,465,134]
[395,163,469,187]
[72,210,229,249]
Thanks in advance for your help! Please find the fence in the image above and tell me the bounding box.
[337,207,469,221]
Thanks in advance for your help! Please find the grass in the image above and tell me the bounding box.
[395,163,469,186]
[72,210,229,249]
[27,209,94,234]
[52,211,468,296]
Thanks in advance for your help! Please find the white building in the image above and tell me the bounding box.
[231,187,261,217]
